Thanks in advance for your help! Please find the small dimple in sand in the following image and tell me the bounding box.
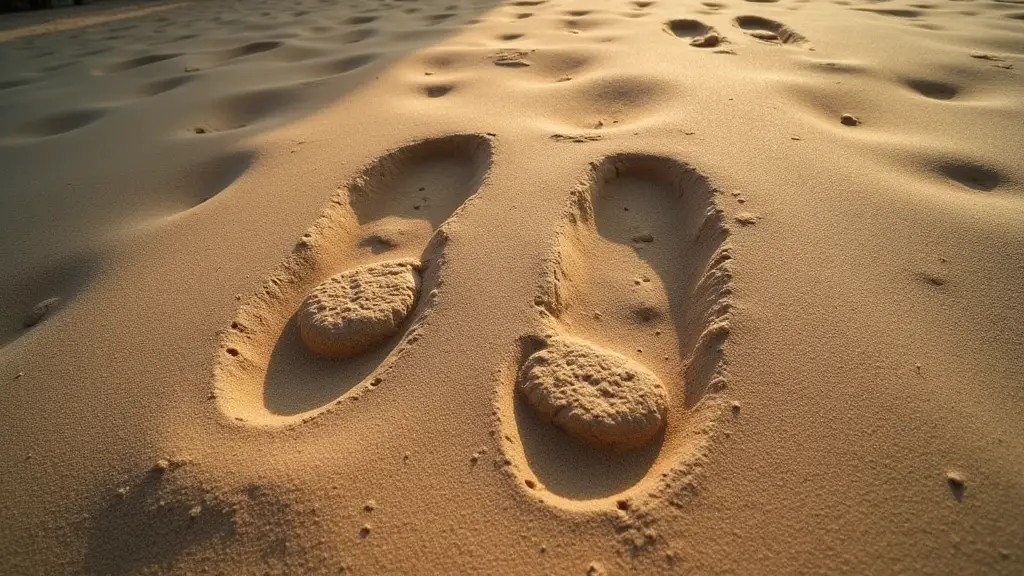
[518,337,668,448]
[297,259,421,358]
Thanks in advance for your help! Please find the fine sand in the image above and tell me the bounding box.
[1,0,1023,573]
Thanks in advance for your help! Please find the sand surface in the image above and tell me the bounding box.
[1,0,1023,573]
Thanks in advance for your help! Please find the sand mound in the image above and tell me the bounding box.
[297,259,421,358]
[518,336,668,448]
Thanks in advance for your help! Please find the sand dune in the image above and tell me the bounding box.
[1,0,1022,573]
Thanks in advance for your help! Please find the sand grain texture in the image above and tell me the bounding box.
[1,0,1023,573]
[518,336,670,448]
[297,259,422,359]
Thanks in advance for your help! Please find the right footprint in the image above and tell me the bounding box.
[499,154,732,507]
[734,15,808,46]
[214,134,492,427]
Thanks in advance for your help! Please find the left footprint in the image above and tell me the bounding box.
[213,134,492,427]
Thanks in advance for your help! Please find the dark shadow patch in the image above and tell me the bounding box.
[0,251,96,349]
[939,161,1001,191]
[665,18,713,37]
[218,40,284,62]
[854,7,924,17]
[81,468,237,575]
[172,150,254,209]
[190,85,299,133]
[99,52,181,74]
[10,107,107,139]
[424,83,454,98]
[305,52,380,78]
[905,78,958,100]
[139,74,193,97]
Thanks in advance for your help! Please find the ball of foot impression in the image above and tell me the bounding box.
[297,260,421,358]
[518,337,668,448]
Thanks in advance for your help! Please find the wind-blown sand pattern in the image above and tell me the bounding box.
[1,0,1023,573]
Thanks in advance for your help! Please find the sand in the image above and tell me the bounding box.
[0,0,1022,573]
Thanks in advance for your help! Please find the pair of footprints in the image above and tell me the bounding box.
[214,134,731,502]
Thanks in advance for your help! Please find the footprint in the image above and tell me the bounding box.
[904,78,959,100]
[423,83,454,98]
[215,40,284,63]
[213,135,493,427]
[345,15,379,25]
[734,15,808,45]
[938,161,1002,191]
[498,154,733,506]
[665,19,722,48]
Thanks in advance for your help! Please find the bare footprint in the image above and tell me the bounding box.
[665,19,723,48]
[734,15,808,46]
[214,135,493,427]
[498,154,733,507]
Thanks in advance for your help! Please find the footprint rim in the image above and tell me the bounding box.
[212,134,494,427]
[497,153,734,508]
